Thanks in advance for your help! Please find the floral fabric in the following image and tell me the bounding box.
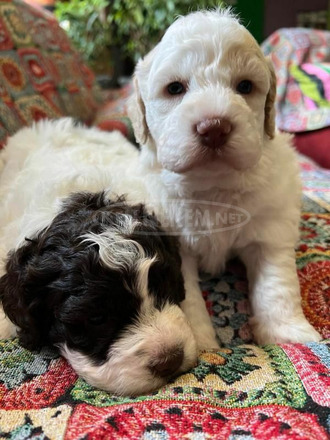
[0,0,102,149]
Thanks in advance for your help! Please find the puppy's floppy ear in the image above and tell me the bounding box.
[0,238,60,350]
[264,57,277,139]
[128,75,150,146]
[128,48,157,147]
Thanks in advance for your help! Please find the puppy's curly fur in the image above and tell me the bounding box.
[128,9,321,346]
[0,191,197,395]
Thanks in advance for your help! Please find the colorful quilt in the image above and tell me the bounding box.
[0,155,329,438]
[262,28,330,133]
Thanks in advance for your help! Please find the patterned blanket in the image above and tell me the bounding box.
[0,156,329,439]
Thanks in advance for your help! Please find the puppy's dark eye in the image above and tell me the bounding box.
[236,80,253,95]
[167,81,186,96]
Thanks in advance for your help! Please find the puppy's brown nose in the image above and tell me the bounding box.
[150,348,184,377]
[196,118,232,148]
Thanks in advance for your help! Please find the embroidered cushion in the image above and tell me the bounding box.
[0,0,102,148]
[262,28,330,132]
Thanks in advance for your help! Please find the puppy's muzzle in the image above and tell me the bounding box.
[196,118,232,149]
[149,346,184,377]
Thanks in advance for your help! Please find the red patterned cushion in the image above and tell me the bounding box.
[94,82,136,142]
[0,0,102,149]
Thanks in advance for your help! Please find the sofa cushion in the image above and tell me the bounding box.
[294,127,330,169]
[0,0,102,149]
[262,28,330,133]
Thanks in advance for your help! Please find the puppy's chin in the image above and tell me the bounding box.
[221,142,263,171]
[160,152,207,174]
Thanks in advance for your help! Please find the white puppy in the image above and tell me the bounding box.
[128,9,321,346]
[0,8,320,370]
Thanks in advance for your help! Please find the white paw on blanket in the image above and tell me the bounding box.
[251,315,322,345]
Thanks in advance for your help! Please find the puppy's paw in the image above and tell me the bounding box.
[194,326,221,352]
[251,316,322,345]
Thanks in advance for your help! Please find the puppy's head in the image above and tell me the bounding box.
[0,192,197,395]
[128,9,277,173]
